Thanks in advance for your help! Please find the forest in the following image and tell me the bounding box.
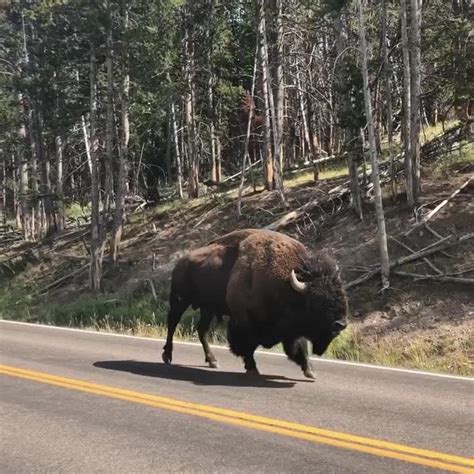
[0,1,472,373]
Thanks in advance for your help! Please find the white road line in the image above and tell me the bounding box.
[1,319,472,382]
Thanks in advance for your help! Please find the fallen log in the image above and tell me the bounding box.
[405,177,472,236]
[265,185,350,231]
[389,236,442,274]
[345,231,474,289]
[393,271,474,285]
[34,264,90,296]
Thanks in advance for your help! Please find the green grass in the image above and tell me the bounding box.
[285,164,348,189]
[0,283,227,342]
[432,140,474,177]
[421,120,460,144]
[2,282,470,375]
[66,202,92,220]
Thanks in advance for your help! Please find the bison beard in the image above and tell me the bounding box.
[162,229,349,379]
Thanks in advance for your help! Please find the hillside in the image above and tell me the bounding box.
[1,127,473,376]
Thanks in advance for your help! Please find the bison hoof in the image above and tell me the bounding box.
[246,368,260,376]
[162,352,172,364]
[303,368,316,380]
[208,360,219,369]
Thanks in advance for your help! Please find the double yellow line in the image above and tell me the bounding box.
[1,364,472,472]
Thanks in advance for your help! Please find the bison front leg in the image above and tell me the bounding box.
[198,309,219,369]
[162,293,189,365]
[227,320,260,375]
[283,337,315,380]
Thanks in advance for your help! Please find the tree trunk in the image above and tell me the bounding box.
[260,0,286,205]
[382,0,396,200]
[275,0,285,173]
[104,3,114,215]
[334,14,363,219]
[171,101,183,199]
[401,0,413,206]
[17,96,31,240]
[55,135,65,232]
[89,44,104,292]
[258,0,274,191]
[359,0,390,289]
[184,7,199,198]
[206,12,219,185]
[81,115,93,175]
[165,114,172,181]
[111,2,130,265]
[31,105,56,237]
[237,43,259,218]
[409,0,422,206]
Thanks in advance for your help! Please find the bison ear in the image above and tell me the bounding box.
[295,266,312,281]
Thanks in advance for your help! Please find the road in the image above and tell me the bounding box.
[0,320,473,473]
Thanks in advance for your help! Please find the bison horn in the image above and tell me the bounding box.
[290,270,308,293]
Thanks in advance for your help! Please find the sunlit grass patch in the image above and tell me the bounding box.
[326,326,473,376]
[431,140,474,177]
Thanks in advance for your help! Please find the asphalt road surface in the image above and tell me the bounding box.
[1,320,473,473]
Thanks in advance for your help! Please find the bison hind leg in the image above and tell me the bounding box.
[198,309,219,368]
[162,292,189,364]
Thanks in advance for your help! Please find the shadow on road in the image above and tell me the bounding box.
[93,360,299,388]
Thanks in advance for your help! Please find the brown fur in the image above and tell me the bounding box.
[162,228,349,378]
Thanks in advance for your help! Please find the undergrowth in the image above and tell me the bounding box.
[326,327,473,376]
[1,284,471,376]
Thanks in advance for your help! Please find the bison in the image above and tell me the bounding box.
[162,229,349,379]
[162,229,260,369]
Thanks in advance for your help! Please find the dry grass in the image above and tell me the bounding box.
[285,165,348,189]
[326,326,473,376]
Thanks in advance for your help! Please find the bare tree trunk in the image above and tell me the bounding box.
[359,0,390,289]
[171,101,183,199]
[31,105,56,237]
[0,152,6,229]
[165,114,172,181]
[258,0,274,191]
[409,0,422,206]
[18,96,31,240]
[104,3,114,215]
[111,2,130,265]
[401,0,413,206]
[89,44,104,292]
[183,8,199,198]
[55,135,65,232]
[260,0,286,205]
[81,115,93,175]
[334,14,363,219]
[206,10,219,185]
[237,43,258,218]
[297,72,319,179]
[382,0,396,200]
[275,0,285,173]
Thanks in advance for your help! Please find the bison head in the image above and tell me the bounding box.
[290,262,349,356]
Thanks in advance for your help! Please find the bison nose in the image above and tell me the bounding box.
[333,320,347,331]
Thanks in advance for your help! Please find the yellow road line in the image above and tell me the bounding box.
[1,364,472,473]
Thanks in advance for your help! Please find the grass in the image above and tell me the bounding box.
[1,284,471,376]
[66,202,92,220]
[285,163,348,189]
[0,282,226,343]
[326,326,473,376]
[420,120,460,144]
[431,140,474,177]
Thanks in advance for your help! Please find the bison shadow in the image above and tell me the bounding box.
[93,360,300,388]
